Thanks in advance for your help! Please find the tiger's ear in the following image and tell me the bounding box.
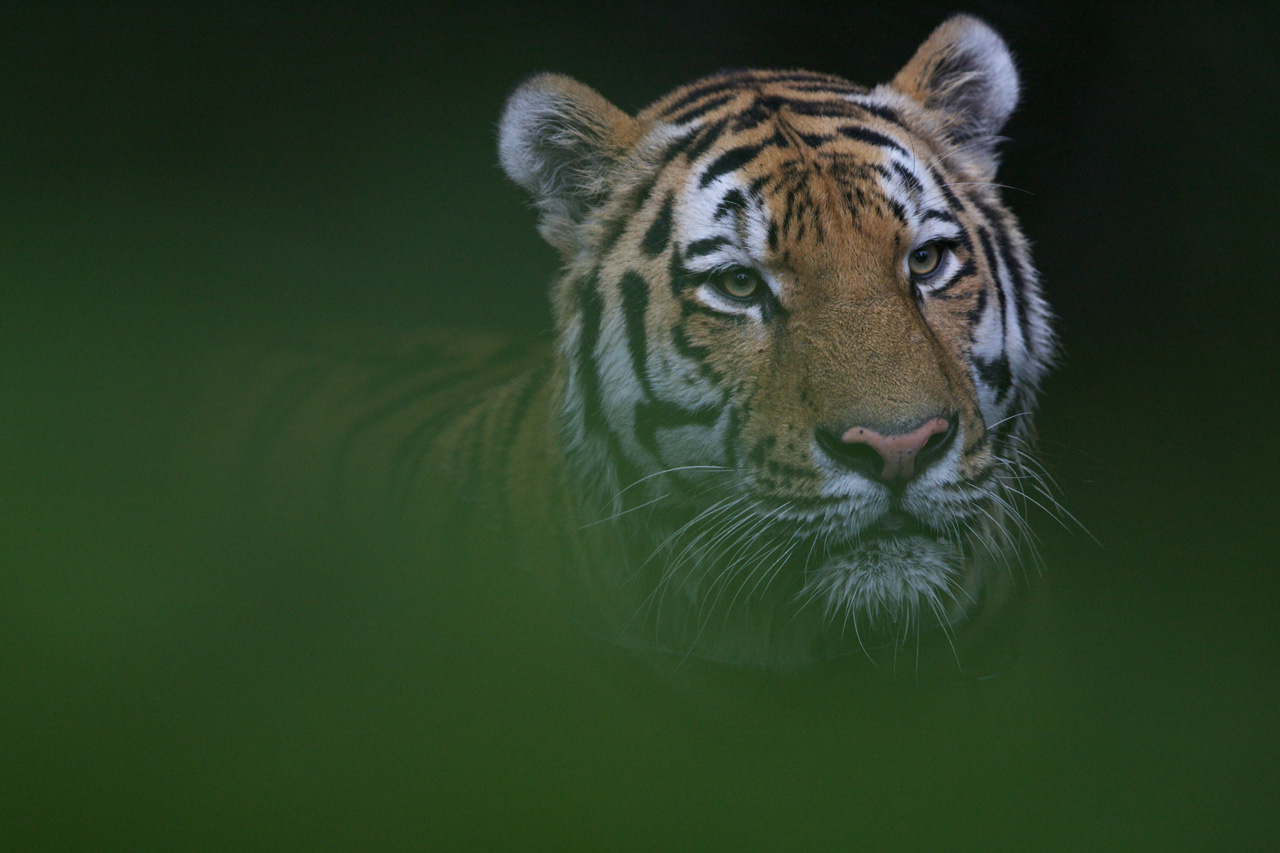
[890,15,1019,178]
[499,73,639,255]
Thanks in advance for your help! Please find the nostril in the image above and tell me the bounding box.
[815,427,885,481]
[817,415,958,483]
[915,416,959,474]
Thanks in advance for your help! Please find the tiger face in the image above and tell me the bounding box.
[499,15,1054,661]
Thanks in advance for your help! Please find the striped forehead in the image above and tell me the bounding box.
[648,75,956,254]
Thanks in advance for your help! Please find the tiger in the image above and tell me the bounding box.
[223,14,1055,668]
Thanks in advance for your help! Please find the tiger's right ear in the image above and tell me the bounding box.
[499,74,639,256]
[889,15,1019,180]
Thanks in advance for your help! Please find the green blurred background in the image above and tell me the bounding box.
[3,1,1278,849]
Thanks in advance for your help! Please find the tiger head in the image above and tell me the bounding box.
[498,15,1055,662]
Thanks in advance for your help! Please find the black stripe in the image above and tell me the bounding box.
[976,226,1007,340]
[927,167,962,210]
[668,92,735,125]
[781,186,798,233]
[921,208,958,224]
[785,82,865,94]
[771,97,862,117]
[748,173,774,196]
[837,125,909,157]
[730,101,774,133]
[490,364,550,499]
[461,402,494,499]
[570,274,648,499]
[600,175,657,254]
[747,434,776,466]
[685,236,731,258]
[659,128,700,166]
[642,191,674,257]
[931,259,977,296]
[967,283,988,327]
[729,95,853,132]
[669,246,694,297]
[972,198,1031,345]
[634,399,721,455]
[700,143,766,188]
[886,197,908,226]
[329,346,528,509]
[974,354,1012,398]
[797,132,835,148]
[620,270,655,399]
[386,389,489,529]
[672,324,723,385]
[715,189,745,221]
[720,403,742,466]
[849,101,906,128]
[766,458,818,480]
[758,71,858,85]
[576,272,608,436]
[891,161,923,196]
[353,339,448,399]
[683,116,730,164]
[998,228,1031,341]
[659,78,740,118]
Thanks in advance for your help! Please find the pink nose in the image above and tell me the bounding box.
[839,417,952,482]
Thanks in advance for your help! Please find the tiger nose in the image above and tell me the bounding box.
[816,416,956,483]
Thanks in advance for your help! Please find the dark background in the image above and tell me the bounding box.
[3,1,1278,849]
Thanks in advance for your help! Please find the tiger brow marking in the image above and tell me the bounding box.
[712,187,754,256]
[921,208,958,224]
[890,160,924,197]
[700,141,771,188]
[685,236,731,258]
[714,188,745,221]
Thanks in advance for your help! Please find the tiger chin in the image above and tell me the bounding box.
[249,15,1055,670]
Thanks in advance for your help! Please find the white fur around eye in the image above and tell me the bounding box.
[905,241,962,292]
[696,282,766,321]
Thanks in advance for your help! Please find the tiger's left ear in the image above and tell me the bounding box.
[499,74,640,256]
[889,14,1020,178]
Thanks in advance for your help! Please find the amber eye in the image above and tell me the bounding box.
[908,242,945,278]
[711,268,764,301]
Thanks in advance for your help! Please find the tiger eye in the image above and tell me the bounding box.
[908,243,942,277]
[715,269,762,300]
